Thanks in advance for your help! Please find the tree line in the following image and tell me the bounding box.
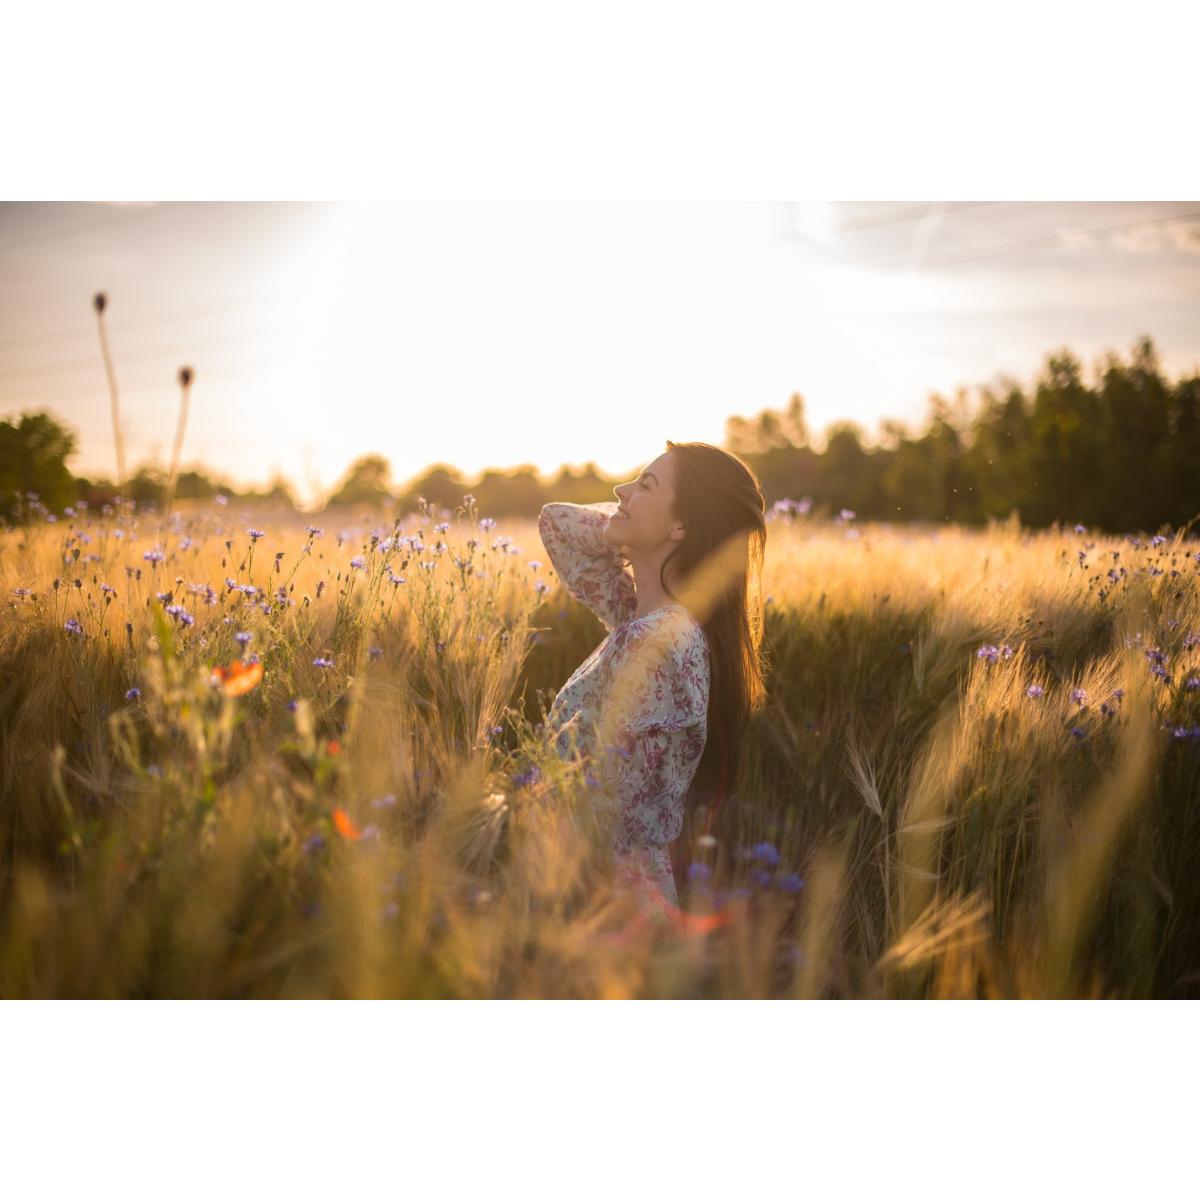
[2,335,1196,533]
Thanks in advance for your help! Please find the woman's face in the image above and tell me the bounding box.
[603,450,685,552]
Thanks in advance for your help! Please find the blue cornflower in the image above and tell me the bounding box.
[247,528,265,540]
[777,873,805,894]
[1070,727,1087,739]
[748,868,773,888]
[143,549,165,564]
[306,526,323,537]
[977,644,999,663]
[313,656,334,669]
[1026,684,1045,699]
[235,631,252,646]
[63,617,84,636]
[286,698,299,712]
[751,841,780,867]
[368,645,384,660]
[687,862,712,884]
[1070,688,1087,705]
[350,556,366,570]
[303,833,326,854]
[528,560,543,571]
[1074,524,1087,534]
[511,764,543,789]
[1185,675,1200,691]
[125,686,141,700]
[372,794,397,810]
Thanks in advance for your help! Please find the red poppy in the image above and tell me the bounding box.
[332,807,361,840]
[210,659,264,697]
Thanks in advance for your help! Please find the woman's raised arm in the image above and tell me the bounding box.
[537,501,637,632]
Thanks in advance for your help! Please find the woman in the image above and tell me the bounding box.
[537,440,769,919]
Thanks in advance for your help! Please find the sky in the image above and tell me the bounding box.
[1,201,1198,508]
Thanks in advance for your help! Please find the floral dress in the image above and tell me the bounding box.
[537,500,711,914]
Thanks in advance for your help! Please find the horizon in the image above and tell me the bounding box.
[2,201,1199,506]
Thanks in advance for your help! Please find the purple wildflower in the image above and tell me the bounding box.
[313,656,334,669]
[63,617,84,636]
[248,528,265,540]
[125,686,141,700]
[143,549,165,564]
[1026,684,1045,699]
[1070,688,1087,706]
[511,764,542,789]
[752,841,780,867]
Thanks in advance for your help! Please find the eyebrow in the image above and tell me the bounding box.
[638,472,657,486]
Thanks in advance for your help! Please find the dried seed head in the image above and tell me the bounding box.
[178,366,194,387]
[93,292,107,315]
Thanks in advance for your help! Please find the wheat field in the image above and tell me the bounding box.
[1,493,1197,998]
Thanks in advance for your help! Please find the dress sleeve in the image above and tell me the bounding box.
[537,501,637,632]
[593,619,710,853]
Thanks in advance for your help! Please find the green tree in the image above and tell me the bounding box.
[326,454,393,508]
[393,464,467,516]
[0,410,78,520]
[1094,336,1172,531]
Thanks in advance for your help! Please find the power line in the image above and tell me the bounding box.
[0,324,292,382]
[0,204,157,254]
[874,207,1200,271]
[835,201,996,233]
[0,359,287,403]
[0,292,290,352]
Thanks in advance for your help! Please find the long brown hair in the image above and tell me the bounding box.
[659,441,769,828]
